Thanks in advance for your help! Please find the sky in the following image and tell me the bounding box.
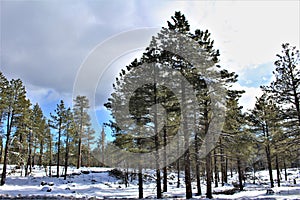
[1,0,299,138]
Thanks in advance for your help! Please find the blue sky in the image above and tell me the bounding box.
[1,0,299,140]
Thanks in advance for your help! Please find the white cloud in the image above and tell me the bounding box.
[1,0,298,117]
[232,82,263,111]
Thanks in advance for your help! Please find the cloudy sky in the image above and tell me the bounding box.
[1,0,299,135]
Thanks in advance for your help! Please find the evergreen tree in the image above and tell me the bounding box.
[262,43,299,132]
[105,11,232,199]
[248,93,281,188]
[0,72,8,129]
[63,107,75,179]
[222,90,254,191]
[1,79,28,185]
[30,103,46,168]
[50,100,66,177]
[0,72,9,164]
[73,95,91,169]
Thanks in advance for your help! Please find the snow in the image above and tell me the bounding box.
[0,165,299,199]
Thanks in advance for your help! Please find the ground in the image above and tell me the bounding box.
[0,165,299,199]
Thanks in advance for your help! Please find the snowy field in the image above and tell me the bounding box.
[0,165,299,199]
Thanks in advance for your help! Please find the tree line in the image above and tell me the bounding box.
[104,11,300,199]
[0,75,101,185]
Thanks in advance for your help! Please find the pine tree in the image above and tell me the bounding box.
[85,126,95,167]
[0,72,9,164]
[223,90,253,191]
[1,79,28,185]
[30,103,46,168]
[262,43,299,132]
[44,123,53,177]
[8,88,31,174]
[73,95,91,169]
[0,72,8,129]
[64,107,75,179]
[50,100,66,177]
[248,93,281,188]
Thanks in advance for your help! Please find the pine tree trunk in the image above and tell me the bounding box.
[275,154,280,187]
[163,166,167,193]
[156,168,161,199]
[177,158,180,188]
[195,132,201,196]
[77,137,82,169]
[184,149,192,199]
[195,162,201,196]
[57,118,62,178]
[153,80,162,198]
[206,152,213,199]
[39,140,43,167]
[163,125,167,193]
[220,138,225,186]
[64,132,69,180]
[1,134,9,185]
[26,130,33,176]
[237,157,243,191]
[124,168,129,188]
[253,164,256,184]
[0,137,3,164]
[181,77,192,199]
[77,107,83,169]
[284,159,287,181]
[214,150,218,188]
[176,132,180,189]
[138,164,143,199]
[0,112,12,185]
[32,138,37,168]
[49,134,52,177]
[225,156,228,183]
[266,144,274,188]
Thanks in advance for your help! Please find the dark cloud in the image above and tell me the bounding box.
[1,0,156,96]
[1,0,299,117]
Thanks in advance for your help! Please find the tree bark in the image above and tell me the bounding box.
[49,133,52,177]
[77,106,84,169]
[214,150,218,188]
[57,118,62,178]
[237,157,243,191]
[64,131,70,180]
[220,138,225,186]
[284,159,287,181]
[0,137,3,164]
[266,144,274,188]
[39,140,43,167]
[275,154,280,187]
[225,156,228,183]
[181,80,192,199]
[184,149,192,199]
[177,158,180,188]
[26,130,32,176]
[195,162,201,196]
[206,152,213,199]
[163,125,167,193]
[1,111,13,185]
[195,133,201,196]
[138,165,143,199]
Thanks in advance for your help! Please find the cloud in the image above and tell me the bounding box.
[1,0,299,118]
[232,82,263,112]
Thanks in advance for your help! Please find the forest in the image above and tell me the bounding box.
[0,11,299,199]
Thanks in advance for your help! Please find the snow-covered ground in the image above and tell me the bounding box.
[0,165,299,199]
